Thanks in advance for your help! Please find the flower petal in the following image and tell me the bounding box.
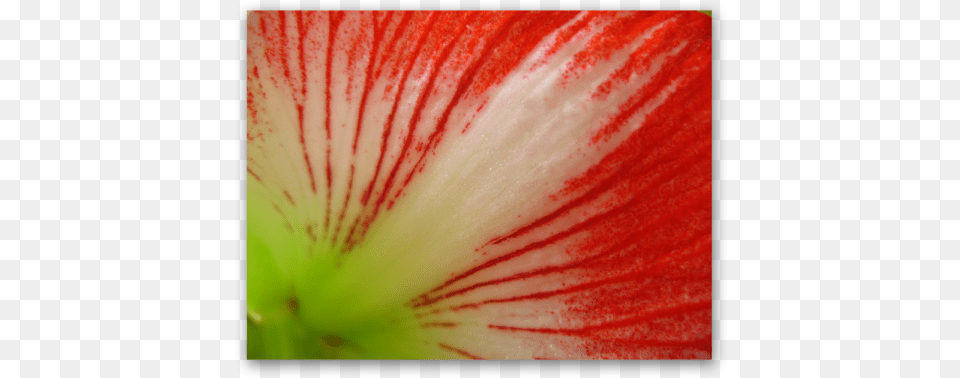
[248,10,711,359]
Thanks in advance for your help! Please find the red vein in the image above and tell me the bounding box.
[415,122,710,305]
[364,13,478,235]
[488,301,711,335]
[295,13,317,195]
[415,208,711,311]
[438,343,481,359]
[344,13,440,251]
[373,12,413,78]
[247,168,262,183]
[414,177,711,310]
[446,235,710,314]
[322,12,342,238]
[390,13,523,208]
[420,322,459,328]
[481,22,706,249]
[416,188,652,302]
[333,13,387,249]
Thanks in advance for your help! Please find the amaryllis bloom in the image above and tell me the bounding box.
[247,10,711,360]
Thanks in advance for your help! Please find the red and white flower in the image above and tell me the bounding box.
[247,10,712,359]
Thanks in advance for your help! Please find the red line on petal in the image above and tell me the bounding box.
[394,12,583,206]
[437,343,481,359]
[373,12,412,79]
[359,13,438,206]
[285,12,316,196]
[417,183,711,311]
[418,189,651,301]
[444,233,710,313]
[591,16,708,145]
[391,13,522,205]
[480,160,629,249]
[332,164,354,248]
[279,12,290,88]
[481,20,708,249]
[416,83,711,305]
[416,211,711,311]
[537,12,595,67]
[370,13,477,221]
[259,14,267,39]
[488,300,711,335]
[333,13,387,249]
[468,12,582,96]
[350,13,475,246]
[247,168,262,183]
[419,322,459,328]
[346,13,440,251]
[296,103,316,195]
[297,12,308,99]
[451,271,710,315]
[351,13,385,156]
[323,12,343,237]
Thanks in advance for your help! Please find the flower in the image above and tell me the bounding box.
[247,10,711,359]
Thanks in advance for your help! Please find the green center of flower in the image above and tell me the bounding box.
[247,192,433,359]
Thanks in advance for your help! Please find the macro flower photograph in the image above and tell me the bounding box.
[246,10,712,360]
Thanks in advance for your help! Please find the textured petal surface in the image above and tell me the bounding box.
[247,10,711,360]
